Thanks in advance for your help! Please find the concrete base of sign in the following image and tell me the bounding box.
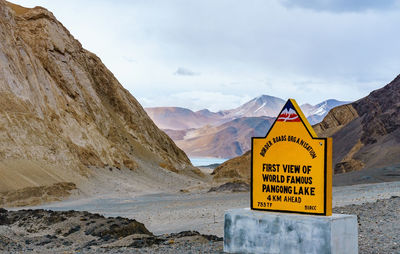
[224,208,358,254]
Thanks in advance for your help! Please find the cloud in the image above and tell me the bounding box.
[174,67,199,76]
[12,0,400,109]
[281,0,400,12]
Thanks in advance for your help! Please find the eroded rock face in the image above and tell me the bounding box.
[316,75,400,173]
[352,76,400,145]
[0,1,196,204]
[313,104,358,138]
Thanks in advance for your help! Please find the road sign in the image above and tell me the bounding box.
[251,99,332,215]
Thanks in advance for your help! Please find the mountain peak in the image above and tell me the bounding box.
[254,95,284,103]
[196,109,211,114]
[220,95,285,118]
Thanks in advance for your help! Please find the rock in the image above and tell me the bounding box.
[334,159,365,174]
[0,208,223,252]
[93,221,152,239]
[211,151,251,183]
[208,181,250,193]
[63,225,81,237]
[0,208,8,225]
[313,104,358,137]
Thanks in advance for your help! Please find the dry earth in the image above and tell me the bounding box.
[12,181,400,238]
[1,181,399,253]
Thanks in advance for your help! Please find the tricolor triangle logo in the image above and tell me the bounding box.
[276,100,300,122]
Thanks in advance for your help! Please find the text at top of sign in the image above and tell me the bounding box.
[251,99,332,215]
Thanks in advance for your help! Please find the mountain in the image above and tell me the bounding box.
[144,95,284,130]
[0,1,199,206]
[144,107,224,130]
[303,99,349,125]
[145,96,347,131]
[220,95,285,118]
[196,108,223,118]
[146,96,347,158]
[212,75,400,184]
[146,97,347,158]
[314,75,400,173]
[211,151,251,183]
[166,116,275,158]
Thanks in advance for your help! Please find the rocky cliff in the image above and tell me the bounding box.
[0,1,198,206]
[315,74,400,173]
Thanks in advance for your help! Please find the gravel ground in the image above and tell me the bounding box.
[1,196,399,253]
[19,181,400,238]
[333,196,400,254]
[0,209,223,254]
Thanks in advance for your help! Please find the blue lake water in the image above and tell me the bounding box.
[190,157,228,166]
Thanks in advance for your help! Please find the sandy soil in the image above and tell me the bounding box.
[11,181,400,238]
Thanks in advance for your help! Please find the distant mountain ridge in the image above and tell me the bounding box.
[145,96,348,131]
[219,95,286,119]
[146,96,348,158]
[166,116,275,158]
[144,107,222,130]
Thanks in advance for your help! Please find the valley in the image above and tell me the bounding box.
[1,1,400,253]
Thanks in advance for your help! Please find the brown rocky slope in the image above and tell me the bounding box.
[0,1,200,206]
[315,74,400,173]
[213,75,400,183]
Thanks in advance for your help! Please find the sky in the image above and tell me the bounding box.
[12,0,400,111]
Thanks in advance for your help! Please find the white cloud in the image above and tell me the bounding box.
[174,67,199,76]
[281,0,400,12]
[11,0,400,110]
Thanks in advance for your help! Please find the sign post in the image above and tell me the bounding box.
[224,99,358,254]
[251,98,332,215]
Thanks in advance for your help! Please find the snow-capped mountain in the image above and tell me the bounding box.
[145,97,349,130]
[302,99,350,125]
[145,96,350,158]
[220,95,286,119]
